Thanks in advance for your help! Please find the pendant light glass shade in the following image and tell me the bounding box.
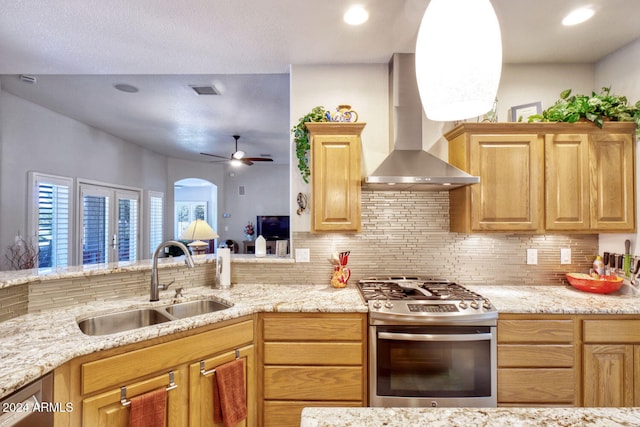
[415,0,502,121]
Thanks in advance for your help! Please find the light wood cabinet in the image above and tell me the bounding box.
[446,122,636,233]
[189,344,255,427]
[306,122,365,233]
[497,315,579,406]
[583,319,640,407]
[259,313,367,427]
[56,317,256,427]
[81,370,187,427]
[545,129,635,231]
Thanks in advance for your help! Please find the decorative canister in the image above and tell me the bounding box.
[326,105,359,122]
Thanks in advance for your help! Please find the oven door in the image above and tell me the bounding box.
[370,325,496,407]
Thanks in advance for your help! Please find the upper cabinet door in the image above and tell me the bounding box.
[468,133,544,232]
[545,133,591,231]
[590,132,635,231]
[307,122,365,233]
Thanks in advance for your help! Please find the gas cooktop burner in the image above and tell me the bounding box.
[358,276,497,324]
[358,277,482,301]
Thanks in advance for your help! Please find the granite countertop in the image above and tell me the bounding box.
[0,283,366,399]
[469,282,640,314]
[300,407,640,427]
[3,280,640,400]
[0,253,295,290]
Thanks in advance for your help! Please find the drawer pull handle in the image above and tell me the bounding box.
[120,371,177,407]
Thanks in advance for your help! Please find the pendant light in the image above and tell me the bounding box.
[415,0,502,121]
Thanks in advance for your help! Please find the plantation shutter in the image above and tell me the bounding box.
[33,176,72,268]
[149,192,164,257]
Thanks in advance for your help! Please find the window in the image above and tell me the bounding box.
[148,191,164,257]
[79,183,141,265]
[175,201,206,238]
[28,173,73,268]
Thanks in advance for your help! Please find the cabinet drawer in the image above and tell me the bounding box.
[583,320,640,343]
[264,366,362,400]
[498,320,574,343]
[498,345,574,368]
[264,342,362,365]
[498,368,575,404]
[82,320,254,395]
[263,401,362,427]
[263,316,363,341]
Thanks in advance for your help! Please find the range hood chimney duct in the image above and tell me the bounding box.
[362,53,479,191]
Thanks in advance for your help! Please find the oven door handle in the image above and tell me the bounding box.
[378,331,493,342]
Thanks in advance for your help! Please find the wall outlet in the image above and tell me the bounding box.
[295,248,310,263]
[561,248,571,265]
[527,248,538,265]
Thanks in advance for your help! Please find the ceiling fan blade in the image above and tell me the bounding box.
[244,157,273,162]
[241,159,254,166]
[200,152,230,160]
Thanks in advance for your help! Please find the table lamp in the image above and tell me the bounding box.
[179,219,219,255]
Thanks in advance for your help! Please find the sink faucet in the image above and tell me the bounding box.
[151,240,195,301]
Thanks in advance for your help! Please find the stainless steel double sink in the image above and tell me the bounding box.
[77,299,231,336]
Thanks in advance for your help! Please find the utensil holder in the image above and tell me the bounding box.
[331,265,351,288]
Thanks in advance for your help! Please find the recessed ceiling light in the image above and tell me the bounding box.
[344,5,369,25]
[562,8,594,26]
[113,83,139,93]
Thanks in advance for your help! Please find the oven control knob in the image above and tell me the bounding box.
[483,299,492,310]
[372,301,382,309]
[384,301,393,309]
[470,300,480,309]
[458,301,468,309]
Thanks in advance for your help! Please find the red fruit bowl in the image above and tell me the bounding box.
[566,273,624,294]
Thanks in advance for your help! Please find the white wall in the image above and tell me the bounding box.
[222,163,288,246]
[0,91,168,265]
[595,38,640,256]
[289,63,389,232]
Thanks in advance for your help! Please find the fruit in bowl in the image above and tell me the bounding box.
[565,273,624,294]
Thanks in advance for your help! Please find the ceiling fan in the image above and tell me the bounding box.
[200,135,273,166]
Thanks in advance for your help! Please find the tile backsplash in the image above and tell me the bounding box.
[233,190,598,285]
[1,190,598,321]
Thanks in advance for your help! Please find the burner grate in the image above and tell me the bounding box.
[358,278,485,302]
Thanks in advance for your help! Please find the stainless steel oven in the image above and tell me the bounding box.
[370,324,496,407]
[359,277,497,408]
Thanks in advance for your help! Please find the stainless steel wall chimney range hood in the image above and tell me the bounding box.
[362,53,479,191]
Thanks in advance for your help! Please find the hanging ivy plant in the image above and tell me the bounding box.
[291,106,328,183]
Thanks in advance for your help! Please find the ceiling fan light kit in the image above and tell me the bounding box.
[200,135,273,166]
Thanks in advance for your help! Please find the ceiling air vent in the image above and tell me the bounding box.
[190,85,220,95]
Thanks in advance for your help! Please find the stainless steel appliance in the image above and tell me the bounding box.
[0,373,53,426]
[358,276,497,408]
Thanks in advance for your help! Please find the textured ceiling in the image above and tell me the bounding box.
[1,0,639,163]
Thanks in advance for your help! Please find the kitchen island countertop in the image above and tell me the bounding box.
[300,406,640,427]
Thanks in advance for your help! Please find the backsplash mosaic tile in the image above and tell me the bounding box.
[1,190,598,319]
[233,191,598,285]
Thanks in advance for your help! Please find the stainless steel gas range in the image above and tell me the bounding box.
[358,276,498,408]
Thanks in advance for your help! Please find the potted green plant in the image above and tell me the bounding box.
[527,87,640,135]
[291,106,328,183]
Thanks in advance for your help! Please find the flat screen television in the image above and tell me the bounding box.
[256,215,290,241]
